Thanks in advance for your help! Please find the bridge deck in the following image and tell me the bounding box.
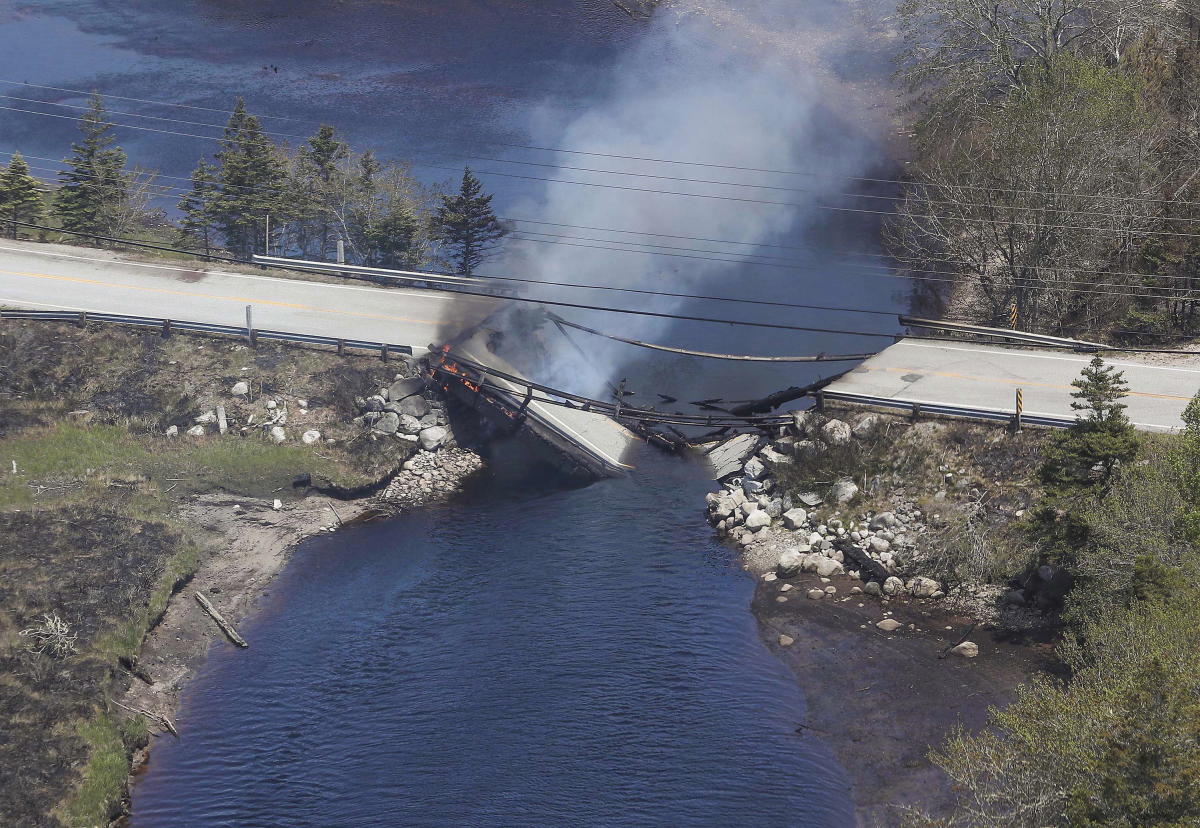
[825,338,1200,432]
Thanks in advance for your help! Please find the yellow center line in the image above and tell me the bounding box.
[0,266,443,326]
[873,364,1192,402]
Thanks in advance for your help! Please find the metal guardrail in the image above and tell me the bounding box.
[900,315,1105,351]
[0,308,414,358]
[820,389,1075,429]
[251,255,519,297]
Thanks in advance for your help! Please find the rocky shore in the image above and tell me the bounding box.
[702,406,1060,824]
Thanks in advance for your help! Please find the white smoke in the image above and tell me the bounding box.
[501,0,895,399]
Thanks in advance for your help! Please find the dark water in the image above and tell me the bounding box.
[131,454,854,827]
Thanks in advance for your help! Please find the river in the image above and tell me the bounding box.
[0,2,907,823]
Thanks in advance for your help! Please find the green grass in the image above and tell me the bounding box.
[57,714,144,828]
[92,543,201,664]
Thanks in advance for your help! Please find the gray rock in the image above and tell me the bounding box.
[1003,589,1026,606]
[388,376,426,402]
[195,411,217,424]
[759,446,792,467]
[777,550,804,576]
[781,508,808,530]
[419,426,448,450]
[869,536,891,554]
[830,478,859,504]
[821,419,852,445]
[793,439,822,457]
[764,499,784,518]
[745,510,772,531]
[789,409,821,437]
[230,380,249,396]
[373,412,401,435]
[185,424,205,437]
[743,456,766,480]
[301,429,322,445]
[910,577,941,598]
[797,491,823,508]
[165,425,179,437]
[869,512,896,531]
[399,395,432,418]
[807,588,826,600]
[268,425,286,444]
[883,576,904,596]
[364,396,385,412]
[742,478,764,494]
[851,413,882,439]
[863,581,883,596]
[950,641,979,658]
[398,414,422,434]
[876,618,902,632]
[814,558,843,578]
[740,501,759,517]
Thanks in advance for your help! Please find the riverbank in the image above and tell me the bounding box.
[0,317,483,827]
[702,407,1061,824]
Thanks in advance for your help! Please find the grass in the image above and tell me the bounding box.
[57,714,146,828]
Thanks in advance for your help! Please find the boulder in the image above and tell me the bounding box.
[882,576,904,596]
[821,419,852,445]
[373,412,401,435]
[789,409,821,437]
[745,510,772,531]
[863,581,883,596]
[777,550,804,576]
[793,439,824,457]
[743,456,766,480]
[195,411,217,424]
[868,536,891,554]
[388,376,426,402]
[399,395,432,418]
[763,498,783,518]
[876,618,902,632]
[185,424,205,437]
[869,512,896,531]
[950,641,979,658]
[1003,589,1026,606]
[851,413,882,439]
[910,577,941,598]
[759,446,792,467]
[268,426,286,444]
[398,414,423,435]
[781,508,808,530]
[830,478,859,504]
[419,426,448,450]
[807,589,826,600]
[165,425,178,437]
[230,381,249,396]
[814,558,843,578]
[363,396,385,412]
[797,491,823,508]
[301,429,322,445]
[741,501,759,517]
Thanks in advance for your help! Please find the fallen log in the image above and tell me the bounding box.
[195,592,248,648]
[834,537,891,584]
[112,699,179,738]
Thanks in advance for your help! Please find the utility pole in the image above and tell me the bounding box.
[336,238,345,264]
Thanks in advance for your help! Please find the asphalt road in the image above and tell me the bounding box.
[0,240,504,350]
[827,338,1200,432]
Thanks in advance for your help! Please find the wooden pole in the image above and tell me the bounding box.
[195,592,248,647]
[1014,387,1023,433]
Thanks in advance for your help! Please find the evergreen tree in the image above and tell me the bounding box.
[209,98,287,258]
[362,203,423,269]
[1042,356,1139,490]
[294,124,348,258]
[53,93,128,241]
[0,152,46,238]
[178,160,220,255]
[431,167,506,275]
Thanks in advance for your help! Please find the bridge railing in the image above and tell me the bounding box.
[0,308,414,359]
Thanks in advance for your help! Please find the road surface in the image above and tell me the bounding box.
[826,338,1200,432]
[0,239,503,350]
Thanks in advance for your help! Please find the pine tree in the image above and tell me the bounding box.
[0,152,46,238]
[294,124,348,258]
[363,203,423,269]
[178,160,220,256]
[431,167,506,275]
[53,93,128,241]
[1042,356,1139,489]
[209,98,287,258]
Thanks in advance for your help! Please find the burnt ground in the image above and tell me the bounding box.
[753,569,1059,827]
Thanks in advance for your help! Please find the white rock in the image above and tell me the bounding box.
[743,456,766,480]
[195,411,217,424]
[951,641,979,658]
[869,536,891,554]
[910,577,941,598]
[824,585,837,595]
[814,558,843,578]
[777,550,804,576]
[165,425,178,437]
[185,424,205,437]
[830,478,859,504]
[781,508,808,530]
[419,426,448,450]
[230,381,249,396]
[883,576,904,596]
[297,399,308,408]
[266,400,278,410]
[741,501,759,517]
[301,429,322,445]
[745,510,772,531]
[272,498,283,511]
[851,413,881,439]
[876,619,902,632]
[268,425,286,444]
[821,419,852,445]
[779,634,794,646]
[807,589,825,600]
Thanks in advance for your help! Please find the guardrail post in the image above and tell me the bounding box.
[910,402,921,422]
[337,339,345,356]
[161,319,172,338]
[814,390,825,412]
[380,344,389,362]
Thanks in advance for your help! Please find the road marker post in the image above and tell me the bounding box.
[1013,387,1023,433]
[245,304,257,347]
[1009,302,1019,329]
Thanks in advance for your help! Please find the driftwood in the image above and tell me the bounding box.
[834,537,891,584]
[195,592,248,648]
[112,699,179,738]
